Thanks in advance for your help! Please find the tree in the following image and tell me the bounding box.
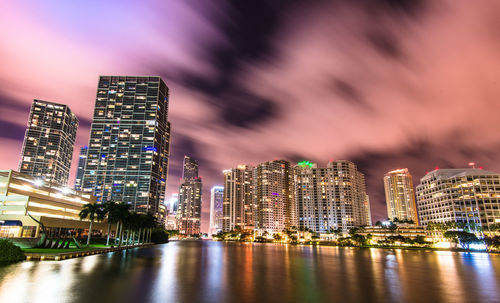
[351,234,366,246]
[79,203,105,245]
[103,201,120,246]
[273,233,282,241]
[348,227,359,236]
[444,230,480,250]
[375,221,382,227]
[114,202,131,246]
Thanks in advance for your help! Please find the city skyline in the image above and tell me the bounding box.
[3,2,500,233]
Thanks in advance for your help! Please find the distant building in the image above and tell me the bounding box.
[209,186,224,234]
[82,76,171,219]
[222,165,254,232]
[0,170,112,238]
[294,160,371,234]
[254,160,296,234]
[384,168,419,224]
[177,156,202,235]
[167,193,179,214]
[182,156,198,181]
[19,99,78,186]
[416,168,500,232]
[74,146,88,191]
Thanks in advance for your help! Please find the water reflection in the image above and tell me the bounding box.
[0,242,499,303]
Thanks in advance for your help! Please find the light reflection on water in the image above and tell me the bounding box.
[0,242,499,303]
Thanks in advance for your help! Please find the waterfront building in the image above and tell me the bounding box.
[416,168,500,232]
[0,170,111,238]
[82,76,171,219]
[294,160,371,234]
[209,186,224,234]
[253,160,296,234]
[19,99,78,186]
[384,168,419,224]
[222,165,254,232]
[74,146,88,191]
[177,156,202,235]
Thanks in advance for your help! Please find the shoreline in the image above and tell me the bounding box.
[23,243,155,261]
[212,239,500,254]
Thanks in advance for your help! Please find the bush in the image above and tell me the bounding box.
[150,228,170,244]
[0,239,25,263]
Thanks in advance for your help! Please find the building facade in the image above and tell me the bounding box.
[182,156,198,180]
[416,168,500,232]
[253,160,296,234]
[384,168,419,224]
[82,76,171,219]
[294,160,371,234]
[222,165,254,232]
[177,156,202,235]
[209,186,224,235]
[19,99,78,186]
[74,146,88,191]
[0,170,112,239]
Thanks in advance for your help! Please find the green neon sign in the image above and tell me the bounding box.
[297,161,313,168]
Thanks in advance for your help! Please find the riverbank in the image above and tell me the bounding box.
[23,243,154,261]
[215,239,500,253]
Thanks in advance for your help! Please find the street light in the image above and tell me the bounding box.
[33,179,44,187]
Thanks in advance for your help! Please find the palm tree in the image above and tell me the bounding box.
[103,201,120,246]
[144,213,156,243]
[79,203,105,246]
[114,202,131,246]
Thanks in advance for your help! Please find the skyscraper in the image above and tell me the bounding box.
[74,146,88,191]
[254,160,296,234]
[294,160,371,234]
[210,186,224,235]
[182,156,198,180]
[19,99,78,185]
[222,165,254,232]
[416,168,500,231]
[177,156,202,235]
[82,76,171,218]
[384,168,418,224]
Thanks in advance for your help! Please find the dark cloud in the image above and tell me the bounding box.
[366,31,403,59]
[0,120,26,141]
[175,1,304,129]
[331,78,369,107]
[380,0,427,17]
[350,137,500,222]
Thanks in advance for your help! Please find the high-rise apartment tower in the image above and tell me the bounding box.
[253,160,296,234]
[82,76,171,218]
[222,165,254,232]
[74,146,88,191]
[384,168,418,224]
[19,99,78,185]
[177,156,202,235]
[294,160,371,234]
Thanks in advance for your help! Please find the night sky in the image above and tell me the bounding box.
[2,0,500,232]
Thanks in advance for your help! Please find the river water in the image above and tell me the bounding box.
[0,241,499,303]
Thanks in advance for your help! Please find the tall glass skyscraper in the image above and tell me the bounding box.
[74,146,88,191]
[182,156,198,180]
[177,155,202,235]
[209,186,224,235]
[82,76,171,218]
[19,99,78,185]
